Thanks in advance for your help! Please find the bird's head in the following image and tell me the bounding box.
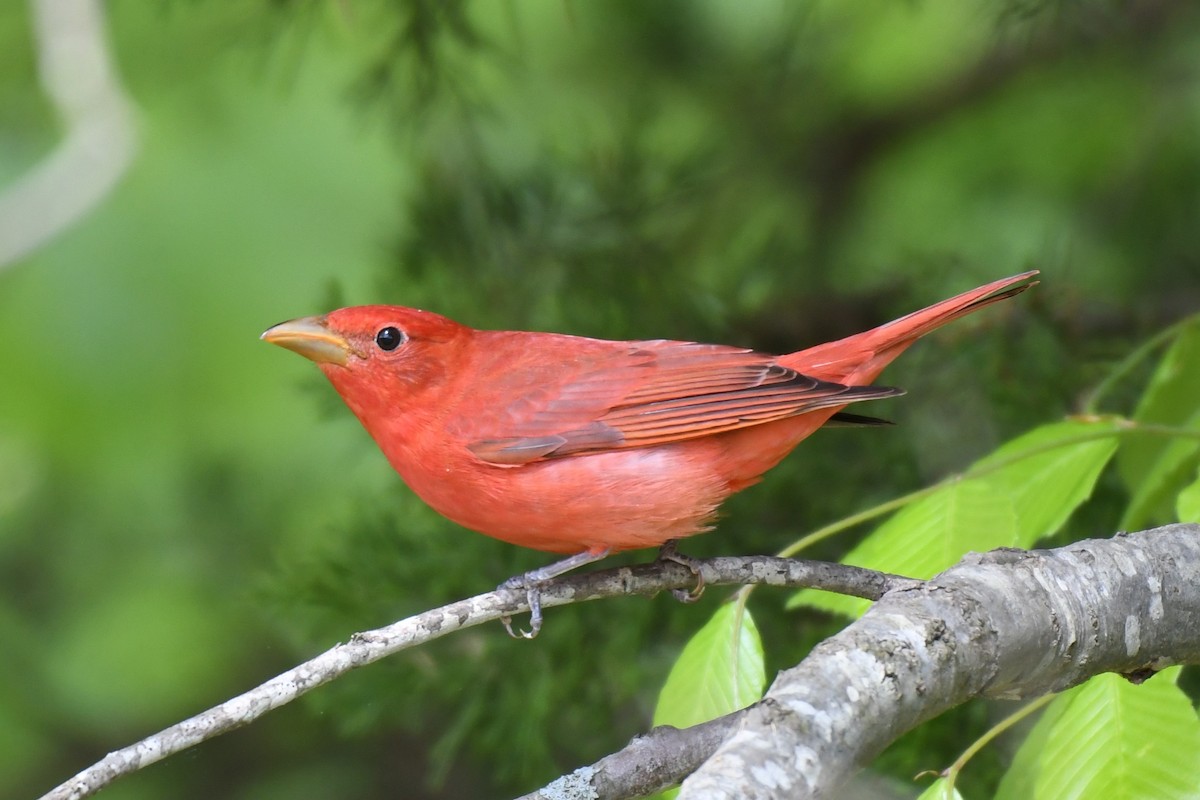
[262,305,469,421]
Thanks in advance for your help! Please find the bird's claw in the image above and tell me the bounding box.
[496,549,611,638]
[499,582,544,639]
[658,540,706,603]
[671,584,705,604]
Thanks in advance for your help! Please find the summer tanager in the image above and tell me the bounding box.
[263,272,1036,620]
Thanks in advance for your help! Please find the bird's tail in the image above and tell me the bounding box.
[786,271,1039,384]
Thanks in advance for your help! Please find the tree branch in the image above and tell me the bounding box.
[515,524,1200,800]
[680,523,1200,799]
[45,525,1200,800]
[36,556,902,800]
[515,711,748,800]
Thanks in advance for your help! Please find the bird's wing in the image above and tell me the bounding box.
[462,339,901,465]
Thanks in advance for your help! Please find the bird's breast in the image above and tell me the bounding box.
[390,439,734,554]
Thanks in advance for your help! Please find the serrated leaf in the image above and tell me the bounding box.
[996,669,1200,800]
[1178,469,1200,524]
[1118,320,1200,527]
[792,419,1120,617]
[917,778,965,800]
[652,604,765,730]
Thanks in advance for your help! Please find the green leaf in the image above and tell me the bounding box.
[996,669,1200,800]
[652,604,765,730]
[648,604,766,800]
[916,779,965,800]
[1178,469,1200,524]
[1118,320,1200,528]
[792,419,1120,617]
[1119,408,1200,529]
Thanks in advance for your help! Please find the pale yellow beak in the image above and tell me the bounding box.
[261,316,351,366]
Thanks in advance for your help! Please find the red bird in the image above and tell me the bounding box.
[264,272,1036,632]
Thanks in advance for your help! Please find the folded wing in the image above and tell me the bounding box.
[465,340,901,465]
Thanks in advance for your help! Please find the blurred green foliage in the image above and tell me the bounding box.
[2,1,1199,798]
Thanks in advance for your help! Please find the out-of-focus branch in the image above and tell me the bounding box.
[0,0,138,270]
[36,555,906,800]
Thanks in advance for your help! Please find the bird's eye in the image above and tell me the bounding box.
[374,326,406,351]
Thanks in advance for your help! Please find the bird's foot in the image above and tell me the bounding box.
[498,548,611,639]
[657,539,705,603]
[499,584,544,639]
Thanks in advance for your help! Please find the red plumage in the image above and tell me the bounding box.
[264,272,1037,554]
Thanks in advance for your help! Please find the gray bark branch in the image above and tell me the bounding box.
[517,524,1200,800]
[41,525,1200,800]
[680,523,1200,799]
[37,556,903,800]
[515,712,748,800]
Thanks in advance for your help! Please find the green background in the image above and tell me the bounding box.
[3,2,1198,798]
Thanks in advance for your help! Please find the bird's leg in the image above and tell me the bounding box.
[657,539,705,603]
[499,548,611,639]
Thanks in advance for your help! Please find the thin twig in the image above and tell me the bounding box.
[37,555,910,800]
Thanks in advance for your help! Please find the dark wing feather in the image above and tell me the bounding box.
[825,412,894,427]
